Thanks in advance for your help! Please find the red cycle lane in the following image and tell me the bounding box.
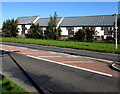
[1,44,120,78]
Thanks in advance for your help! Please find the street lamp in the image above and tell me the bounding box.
[115,14,118,49]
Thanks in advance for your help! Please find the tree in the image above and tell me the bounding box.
[45,12,61,40]
[74,29,86,41]
[45,15,55,39]
[2,19,18,37]
[56,26,62,40]
[26,24,43,39]
[85,29,94,41]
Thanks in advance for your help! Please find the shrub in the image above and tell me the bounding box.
[26,24,43,39]
[2,19,18,37]
[86,29,94,41]
[74,29,86,41]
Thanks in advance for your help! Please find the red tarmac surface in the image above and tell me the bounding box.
[1,44,120,78]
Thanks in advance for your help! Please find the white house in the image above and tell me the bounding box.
[35,17,63,34]
[17,15,116,40]
[60,15,115,40]
[17,16,40,36]
[0,27,2,32]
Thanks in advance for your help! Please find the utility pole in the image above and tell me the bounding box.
[115,14,118,49]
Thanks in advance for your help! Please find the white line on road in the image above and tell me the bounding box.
[0,48,9,51]
[26,55,112,77]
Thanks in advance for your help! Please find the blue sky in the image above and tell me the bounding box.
[1,2,118,27]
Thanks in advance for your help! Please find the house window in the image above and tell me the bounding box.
[101,27,104,30]
[66,27,74,31]
[21,25,26,34]
[66,27,74,38]
[82,27,85,29]
[108,27,112,31]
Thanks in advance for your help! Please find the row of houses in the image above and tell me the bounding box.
[17,14,117,40]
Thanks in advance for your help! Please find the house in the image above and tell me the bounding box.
[60,15,115,40]
[0,27,1,32]
[17,15,116,40]
[35,17,63,35]
[17,16,40,37]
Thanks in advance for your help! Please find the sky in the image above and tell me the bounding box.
[1,2,119,27]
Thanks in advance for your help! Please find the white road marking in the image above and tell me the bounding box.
[31,50,38,52]
[66,55,79,57]
[22,53,33,54]
[48,51,57,54]
[0,48,9,51]
[26,55,112,77]
[81,56,113,63]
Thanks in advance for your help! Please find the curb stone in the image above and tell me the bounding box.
[110,62,120,72]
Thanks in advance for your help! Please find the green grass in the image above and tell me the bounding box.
[0,37,120,54]
[0,75,28,93]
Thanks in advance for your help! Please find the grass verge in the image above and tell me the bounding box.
[0,37,120,54]
[0,75,28,93]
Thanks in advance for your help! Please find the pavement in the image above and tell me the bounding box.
[1,50,38,93]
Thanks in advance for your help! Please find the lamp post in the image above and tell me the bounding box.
[115,14,118,49]
[113,14,118,49]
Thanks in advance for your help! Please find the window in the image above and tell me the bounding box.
[101,27,104,30]
[66,27,74,31]
[108,27,112,31]
[82,27,85,29]
[21,25,25,34]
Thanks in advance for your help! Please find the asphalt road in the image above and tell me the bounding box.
[2,42,119,62]
[2,50,120,93]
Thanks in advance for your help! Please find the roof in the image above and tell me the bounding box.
[35,17,62,26]
[17,16,39,24]
[17,15,117,27]
[60,15,116,27]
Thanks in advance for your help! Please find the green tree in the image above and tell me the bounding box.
[74,29,86,41]
[86,29,94,41]
[45,12,61,40]
[45,15,55,39]
[2,19,18,37]
[26,24,43,39]
[56,26,62,40]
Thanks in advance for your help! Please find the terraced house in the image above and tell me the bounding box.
[17,14,117,40]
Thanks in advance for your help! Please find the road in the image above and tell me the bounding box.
[1,42,120,93]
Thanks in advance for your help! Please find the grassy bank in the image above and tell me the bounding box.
[0,75,27,93]
[1,37,120,54]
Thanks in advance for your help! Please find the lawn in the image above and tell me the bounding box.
[0,75,28,93]
[0,37,120,54]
